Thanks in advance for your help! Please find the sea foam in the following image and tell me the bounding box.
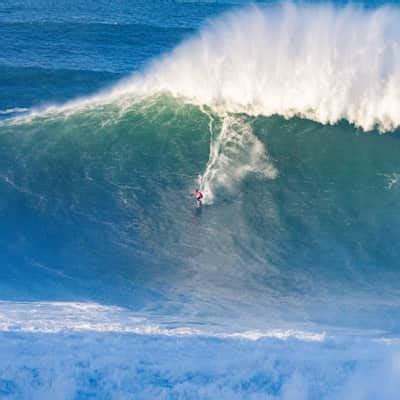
[1,301,399,400]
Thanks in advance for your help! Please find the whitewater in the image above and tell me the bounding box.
[2,1,400,399]
[17,2,400,131]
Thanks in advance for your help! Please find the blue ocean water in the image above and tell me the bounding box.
[2,1,400,399]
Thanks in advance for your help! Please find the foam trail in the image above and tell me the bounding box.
[0,108,29,115]
[199,115,277,203]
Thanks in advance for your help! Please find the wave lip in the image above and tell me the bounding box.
[114,3,400,132]
[6,3,400,133]
[0,107,29,115]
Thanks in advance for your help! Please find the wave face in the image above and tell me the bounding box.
[2,97,400,333]
[2,1,400,398]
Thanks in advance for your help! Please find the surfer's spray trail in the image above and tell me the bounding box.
[2,1,400,399]
[199,114,278,203]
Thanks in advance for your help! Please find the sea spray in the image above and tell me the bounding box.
[122,3,400,132]
[9,3,400,134]
[7,4,400,133]
[199,114,278,203]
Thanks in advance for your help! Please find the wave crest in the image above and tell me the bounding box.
[8,3,400,133]
[117,3,400,132]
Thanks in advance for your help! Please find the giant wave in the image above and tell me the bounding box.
[2,2,400,399]
[11,3,400,132]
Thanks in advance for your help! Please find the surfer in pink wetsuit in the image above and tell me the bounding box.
[193,189,203,208]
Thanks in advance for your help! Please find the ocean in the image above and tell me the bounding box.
[1,1,400,399]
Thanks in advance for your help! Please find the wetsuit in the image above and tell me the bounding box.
[195,191,203,207]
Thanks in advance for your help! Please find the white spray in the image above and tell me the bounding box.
[13,3,400,133]
[119,3,400,132]
[198,114,277,203]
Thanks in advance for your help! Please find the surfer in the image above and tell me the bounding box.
[193,189,203,208]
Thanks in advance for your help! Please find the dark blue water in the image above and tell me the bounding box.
[0,0,236,112]
[2,1,400,399]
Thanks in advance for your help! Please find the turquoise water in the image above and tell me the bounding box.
[2,1,400,399]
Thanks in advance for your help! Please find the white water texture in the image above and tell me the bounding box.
[199,115,278,203]
[114,3,400,132]
[0,301,323,341]
[1,302,400,400]
[12,4,400,133]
